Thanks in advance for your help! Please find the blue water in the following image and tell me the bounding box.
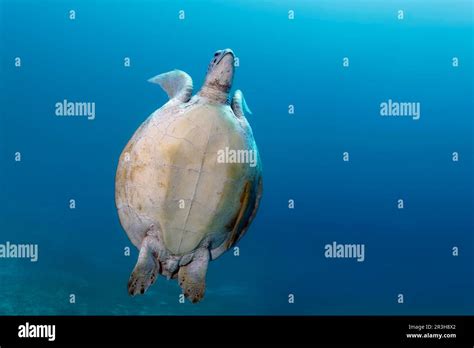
[0,0,472,315]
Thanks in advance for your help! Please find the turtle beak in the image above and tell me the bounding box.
[202,49,235,99]
[215,48,234,65]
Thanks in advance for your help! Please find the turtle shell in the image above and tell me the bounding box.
[115,99,262,257]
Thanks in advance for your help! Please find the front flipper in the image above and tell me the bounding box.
[128,235,160,296]
[148,69,193,103]
[231,89,252,118]
[178,247,210,303]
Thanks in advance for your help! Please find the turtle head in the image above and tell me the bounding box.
[199,48,235,103]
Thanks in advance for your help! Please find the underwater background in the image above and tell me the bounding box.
[0,0,472,315]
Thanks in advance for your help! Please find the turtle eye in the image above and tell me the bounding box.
[214,52,219,57]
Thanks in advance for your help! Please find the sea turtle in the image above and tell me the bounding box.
[115,49,263,303]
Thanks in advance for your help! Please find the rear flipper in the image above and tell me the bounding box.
[128,235,161,296]
[178,246,210,303]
